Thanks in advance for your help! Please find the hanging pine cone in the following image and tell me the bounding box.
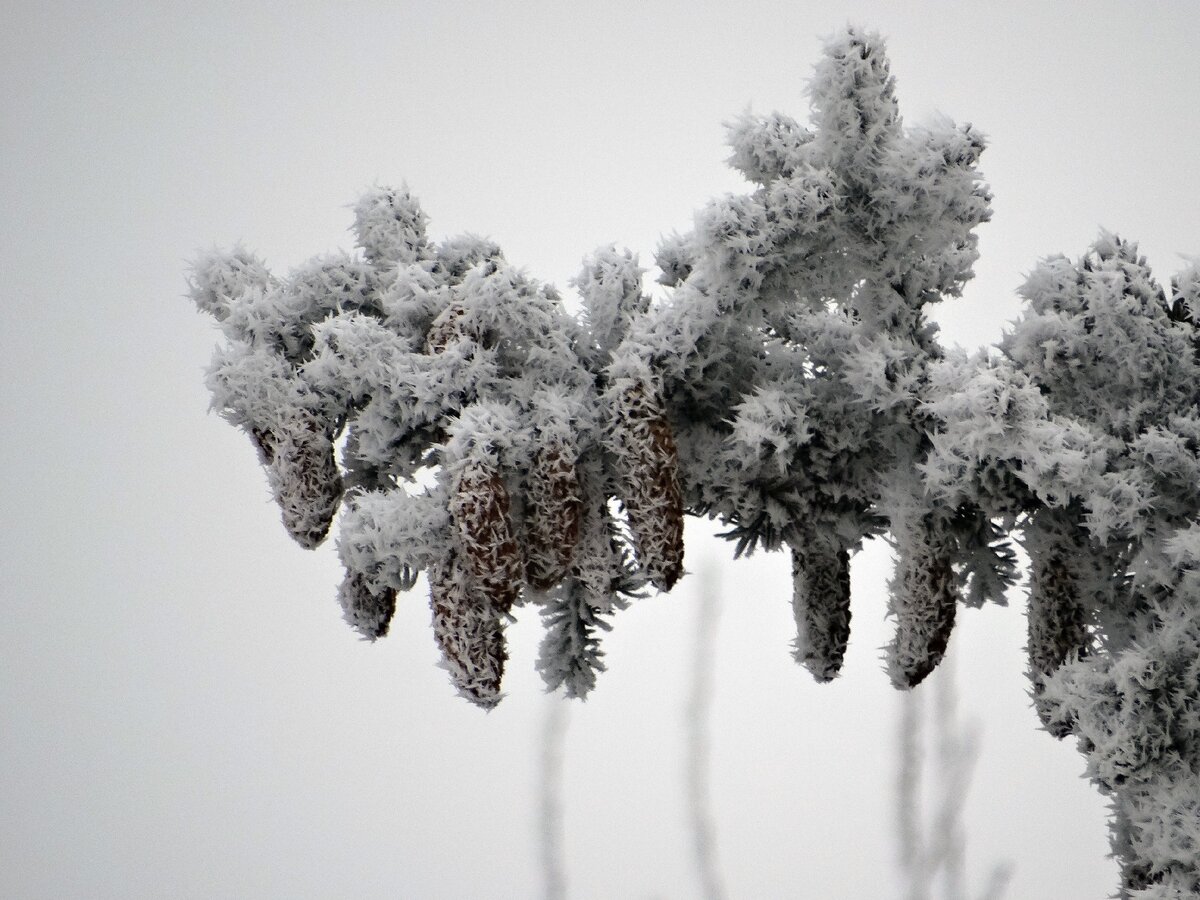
[1026,512,1092,738]
[428,548,507,709]
[448,458,524,611]
[337,571,398,640]
[790,535,852,683]
[251,415,343,549]
[609,378,685,591]
[887,519,958,689]
[523,439,583,590]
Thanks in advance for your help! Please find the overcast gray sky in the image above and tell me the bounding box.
[3,2,1198,898]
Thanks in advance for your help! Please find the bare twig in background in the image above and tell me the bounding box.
[897,686,930,900]
[686,566,727,900]
[897,647,1013,900]
[977,861,1015,900]
[540,693,569,900]
[931,647,972,899]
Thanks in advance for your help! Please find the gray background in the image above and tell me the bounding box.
[3,2,1198,897]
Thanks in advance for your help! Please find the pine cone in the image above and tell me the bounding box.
[448,459,523,611]
[251,416,343,549]
[887,521,958,689]
[1026,516,1092,737]
[790,537,852,682]
[524,440,583,590]
[610,379,685,591]
[337,571,398,640]
[429,549,507,709]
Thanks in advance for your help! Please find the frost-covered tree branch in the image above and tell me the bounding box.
[184,27,1200,895]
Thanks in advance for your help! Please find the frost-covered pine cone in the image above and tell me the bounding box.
[608,378,685,591]
[887,522,958,689]
[523,440,583,591]
[337,571,398,640]
[428,548,507,709]
[1026,513,1092,738]
[448,458,524,611]
[790,536,852,682]
[251,416,343,549]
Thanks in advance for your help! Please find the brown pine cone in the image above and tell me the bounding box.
[251,416,343,549]
[428,549,507,709]
[1026,514,1092,737]
[448,459,523,611]
[337,571,398,640]
[887,521,958,689]
[523,439,583,590]
[790,536,852,683]
[609,379,685,591]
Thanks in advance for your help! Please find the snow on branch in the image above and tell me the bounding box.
[184,26,1200,893]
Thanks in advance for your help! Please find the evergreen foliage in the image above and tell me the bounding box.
[184,27,1200,891]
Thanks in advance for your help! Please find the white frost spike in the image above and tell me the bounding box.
[186,246,274,322]
[251,414,343,549]
[654,232,694,287]
[352,185,429,268]
[725,110,813,186]
[448,458,523,611]
[429,548,506,709]
[435,234,503,281]
[337,487,449,594]
[811,27,901,179]
[573,246,649,367]
[790,535,852,683]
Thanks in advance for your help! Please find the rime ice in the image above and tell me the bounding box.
[184,28,1200,893]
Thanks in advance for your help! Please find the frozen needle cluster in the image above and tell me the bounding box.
[190,192,659,708]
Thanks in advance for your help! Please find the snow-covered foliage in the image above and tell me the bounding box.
[188,182,656,708]
[1040,530,1200,896]
[187,26,999,695]
[917,234,1200,892]
[993,238,1200,895]
[184,27,1200,892]
[609,27,998,688]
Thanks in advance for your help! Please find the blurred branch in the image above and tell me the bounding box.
[897,648,1013,900]
[897,687,929,900]
[686,566,727,900]
[540,693,569,900]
